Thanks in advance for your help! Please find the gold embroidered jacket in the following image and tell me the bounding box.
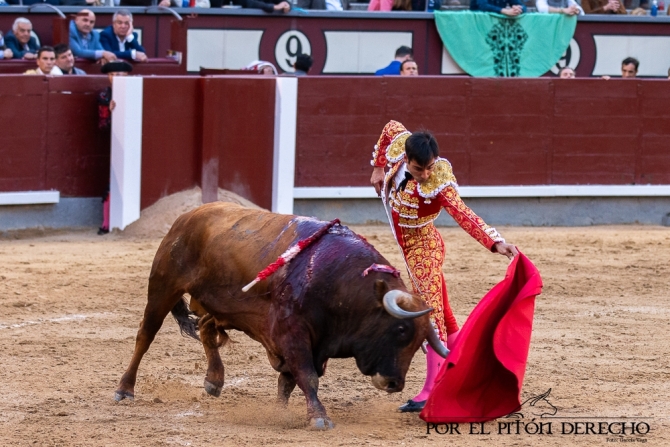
[371,120,504,251]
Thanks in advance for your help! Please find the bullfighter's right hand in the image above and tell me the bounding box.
[371,167,385,197]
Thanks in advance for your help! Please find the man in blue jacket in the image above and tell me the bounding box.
[100,9,148,62]
[69,9,117,63]
[4,17,39,60]
[375,46,413,76]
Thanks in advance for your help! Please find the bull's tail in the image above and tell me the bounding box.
[170,297,200,341]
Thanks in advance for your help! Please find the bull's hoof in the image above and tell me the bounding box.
[309,417,335,430]
[114,389,134,402]
[204,379,222,397]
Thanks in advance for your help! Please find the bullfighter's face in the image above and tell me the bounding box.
[406,156,436,185]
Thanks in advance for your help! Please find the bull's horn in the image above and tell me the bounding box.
[382,290,432,319]
[426,327,450,358]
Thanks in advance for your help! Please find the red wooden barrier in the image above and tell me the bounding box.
[0,76,48,192]
[46,76,111,197]
[0,75,109,196]
[295,77,670,188]
[139,76,276,210]
[140,77,202,210]
[200,76,276,211]
[3,76,670,212]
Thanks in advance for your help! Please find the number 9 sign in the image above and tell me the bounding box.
[275,30,312,73]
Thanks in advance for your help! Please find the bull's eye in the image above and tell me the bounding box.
[397,325,406,334]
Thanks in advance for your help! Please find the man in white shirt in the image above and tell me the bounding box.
[23,46,63,75]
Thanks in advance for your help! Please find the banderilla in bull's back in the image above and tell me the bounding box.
[115,202,447,430]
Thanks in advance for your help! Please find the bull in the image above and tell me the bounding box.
[115,202,447,429]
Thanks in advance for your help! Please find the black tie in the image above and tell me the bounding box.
[398,171,414,191]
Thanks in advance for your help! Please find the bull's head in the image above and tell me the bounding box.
[353,279,447,393]
[382,290,449,357]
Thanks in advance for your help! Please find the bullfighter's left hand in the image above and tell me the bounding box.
[493,242,518,260]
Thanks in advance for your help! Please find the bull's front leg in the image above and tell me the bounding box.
[286,351,334,430]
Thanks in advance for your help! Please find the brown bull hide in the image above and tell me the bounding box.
[115,203,432,429]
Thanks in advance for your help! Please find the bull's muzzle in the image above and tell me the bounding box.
[382,290,450,359]
[371,373,404,393]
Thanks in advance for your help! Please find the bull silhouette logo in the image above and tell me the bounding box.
[507,388,558,419]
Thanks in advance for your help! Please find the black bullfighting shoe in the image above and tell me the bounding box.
[398,399,426,412]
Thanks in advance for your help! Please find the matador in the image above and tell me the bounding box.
[369,121,518,412]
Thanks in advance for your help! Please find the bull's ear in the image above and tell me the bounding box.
[374,279,390,304]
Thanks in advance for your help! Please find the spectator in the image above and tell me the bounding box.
[244,60,278,74]
[60,0,103,5]
[581,0,626,13]
[121,0,171,6]
[231,0,291,12]
[400,59,419,76]
[536,0,583,14]
[0,31,13,60]
[97,60,133,236]
[296,0,326,9]
[558,67,575,78]
[621,57,638,78]
[471,0,526,15]
[70,10,117,63]
[602,57,638,80]
[169,0,210,6]
[326,0,344,9]
[54,44,86,75]
[98,60,133,128]
[668,67,670,79]
[293,54,313,76]
[5,18,39,60]
[24,46,63,76]
[393,0,412,9]
[368,0,426,11]
[410,0,442,9]
[375,46,413,76]
[100,10,148,62]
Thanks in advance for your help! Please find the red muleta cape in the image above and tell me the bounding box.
[420,252,543,423]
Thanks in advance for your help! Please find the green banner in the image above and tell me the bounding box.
[434,11,576,77]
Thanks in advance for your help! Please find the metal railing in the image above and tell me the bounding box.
[146,5,183,20]
[27,3,66,18]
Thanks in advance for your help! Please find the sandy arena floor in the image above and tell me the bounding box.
[1,218,668,446]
